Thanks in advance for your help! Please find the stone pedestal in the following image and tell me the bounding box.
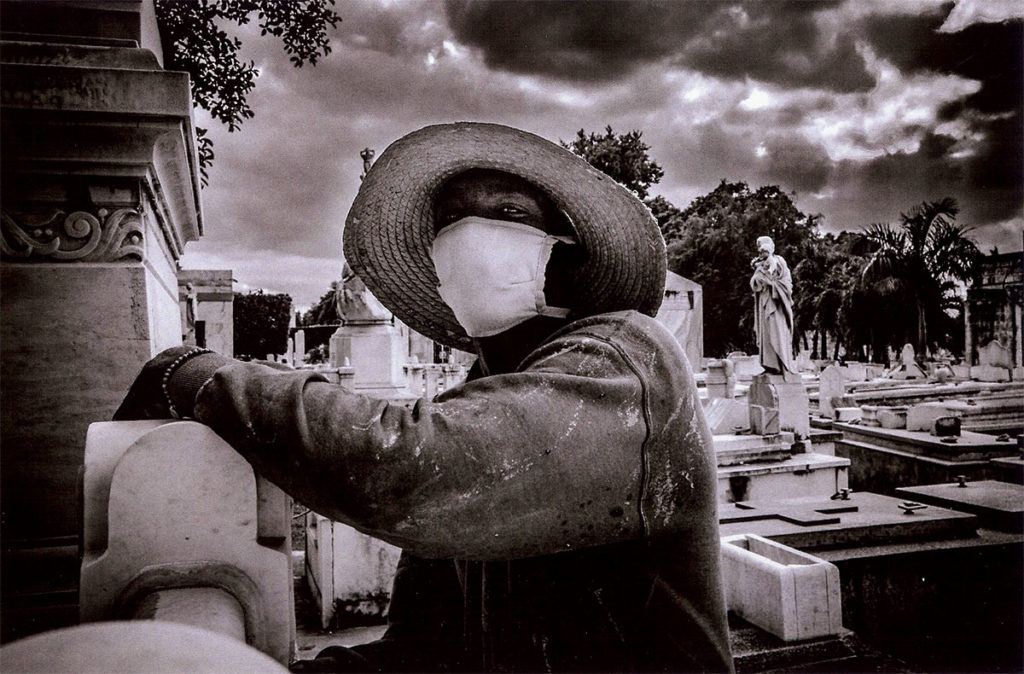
[1,1,202,641]
[329,327,351,368]
[339,319,408,391]
[706,359,736,399]
[749,373,810,439]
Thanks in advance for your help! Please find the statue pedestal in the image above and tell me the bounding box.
[333,319,409,397]
[1,5,202,641]
[749,373,809,439]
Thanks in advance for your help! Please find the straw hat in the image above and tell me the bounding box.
[343,122,667,351]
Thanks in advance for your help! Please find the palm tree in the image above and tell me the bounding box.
[862,198,979,355]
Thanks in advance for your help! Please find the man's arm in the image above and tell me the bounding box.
[193,332,650,561]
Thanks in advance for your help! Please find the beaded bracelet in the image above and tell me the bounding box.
[161,347,214,419]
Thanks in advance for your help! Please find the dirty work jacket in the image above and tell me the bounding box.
[194,310,733,672]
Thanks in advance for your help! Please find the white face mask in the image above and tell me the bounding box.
[430,216,572,338]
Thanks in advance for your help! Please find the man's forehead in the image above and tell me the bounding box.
[438,168,548,201]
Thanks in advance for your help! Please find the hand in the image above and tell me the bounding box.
[112,346,199,421]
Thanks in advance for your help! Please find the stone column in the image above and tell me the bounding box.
[964,292,973,368]
[1013,300,1022,369]
[1,0,202,640]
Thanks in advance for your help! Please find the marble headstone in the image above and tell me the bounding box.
[818,365,845,419]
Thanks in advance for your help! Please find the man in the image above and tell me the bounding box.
[116,123,733,673]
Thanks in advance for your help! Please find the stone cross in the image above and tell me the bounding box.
[720,501,859,527]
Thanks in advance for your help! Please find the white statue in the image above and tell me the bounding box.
[335,261,390,323]
[749,236,797,375]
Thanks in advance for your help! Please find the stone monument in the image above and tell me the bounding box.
[329,262,409,395]
[706,359,736,399]
[818,365,845,420]
[747,237,809,438]
[887,343,926,380]
[1,0,203,640]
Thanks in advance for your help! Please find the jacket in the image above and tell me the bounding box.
[194,310,733,672]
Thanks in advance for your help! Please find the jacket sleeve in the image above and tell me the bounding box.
[194,330,653,561]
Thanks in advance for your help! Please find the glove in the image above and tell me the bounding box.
[113,346,232,421]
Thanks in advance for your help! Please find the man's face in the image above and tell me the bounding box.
[434,169,568,236]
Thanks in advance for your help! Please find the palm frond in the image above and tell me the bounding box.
[927,220,979,283]
[861,223,907,283]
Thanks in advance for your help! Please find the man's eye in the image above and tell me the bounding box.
[500,205,528,218]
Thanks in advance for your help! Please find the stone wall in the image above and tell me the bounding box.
[0,0,203,641]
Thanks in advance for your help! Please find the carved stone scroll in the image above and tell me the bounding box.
[1,208,144,262]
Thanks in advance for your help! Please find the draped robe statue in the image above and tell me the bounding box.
[335,261,390,323]
[749,236,797,375]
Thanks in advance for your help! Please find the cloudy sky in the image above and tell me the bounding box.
[180,0,1023,310]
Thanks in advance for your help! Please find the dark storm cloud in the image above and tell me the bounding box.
[445,0,874,92]
[183,0,1023,307]
[444,0,713,80]
[860,12,1023,225]
[655,120,829,198]
[681,1,874,92]
[822,129,1019,235]
[863,13,1023,115]
[759,135,833,194]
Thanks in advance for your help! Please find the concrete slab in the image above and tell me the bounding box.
[896,480,1023,532]
[833,407,862,422]
[835,438,1004,497]
[718,492,978,550]
[704,397,750,434]
[992,456,1024,484]
[717,453,849,503]
[833,422,1018,461]
[714,433,795,466]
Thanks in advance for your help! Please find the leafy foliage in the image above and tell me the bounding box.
[861,198,979,353]
[233,290,293,359]
[155,0,341,182]
[665,180,820,356]
[562,126,664,199]
[792,232,873,360]
[300,281,342,327]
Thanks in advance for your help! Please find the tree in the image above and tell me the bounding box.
[562,126,664,199]
[791,232,872,360]
[233,290,293,359]
[155,0,341,181]
[862,198,979,355]
[301,281,342,327]
[644,194,686,240]
[666,181,820,356]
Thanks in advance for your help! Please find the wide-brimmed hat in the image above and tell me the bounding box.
[343,122,667,351]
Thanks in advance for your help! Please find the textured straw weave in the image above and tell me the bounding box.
[343,122,667,352]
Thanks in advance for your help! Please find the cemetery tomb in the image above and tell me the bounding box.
[718,492,976,549]
[715,451,850,504]
[834,420,1020,495]
[896,479,1023,532]
[718,489,1022,672]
